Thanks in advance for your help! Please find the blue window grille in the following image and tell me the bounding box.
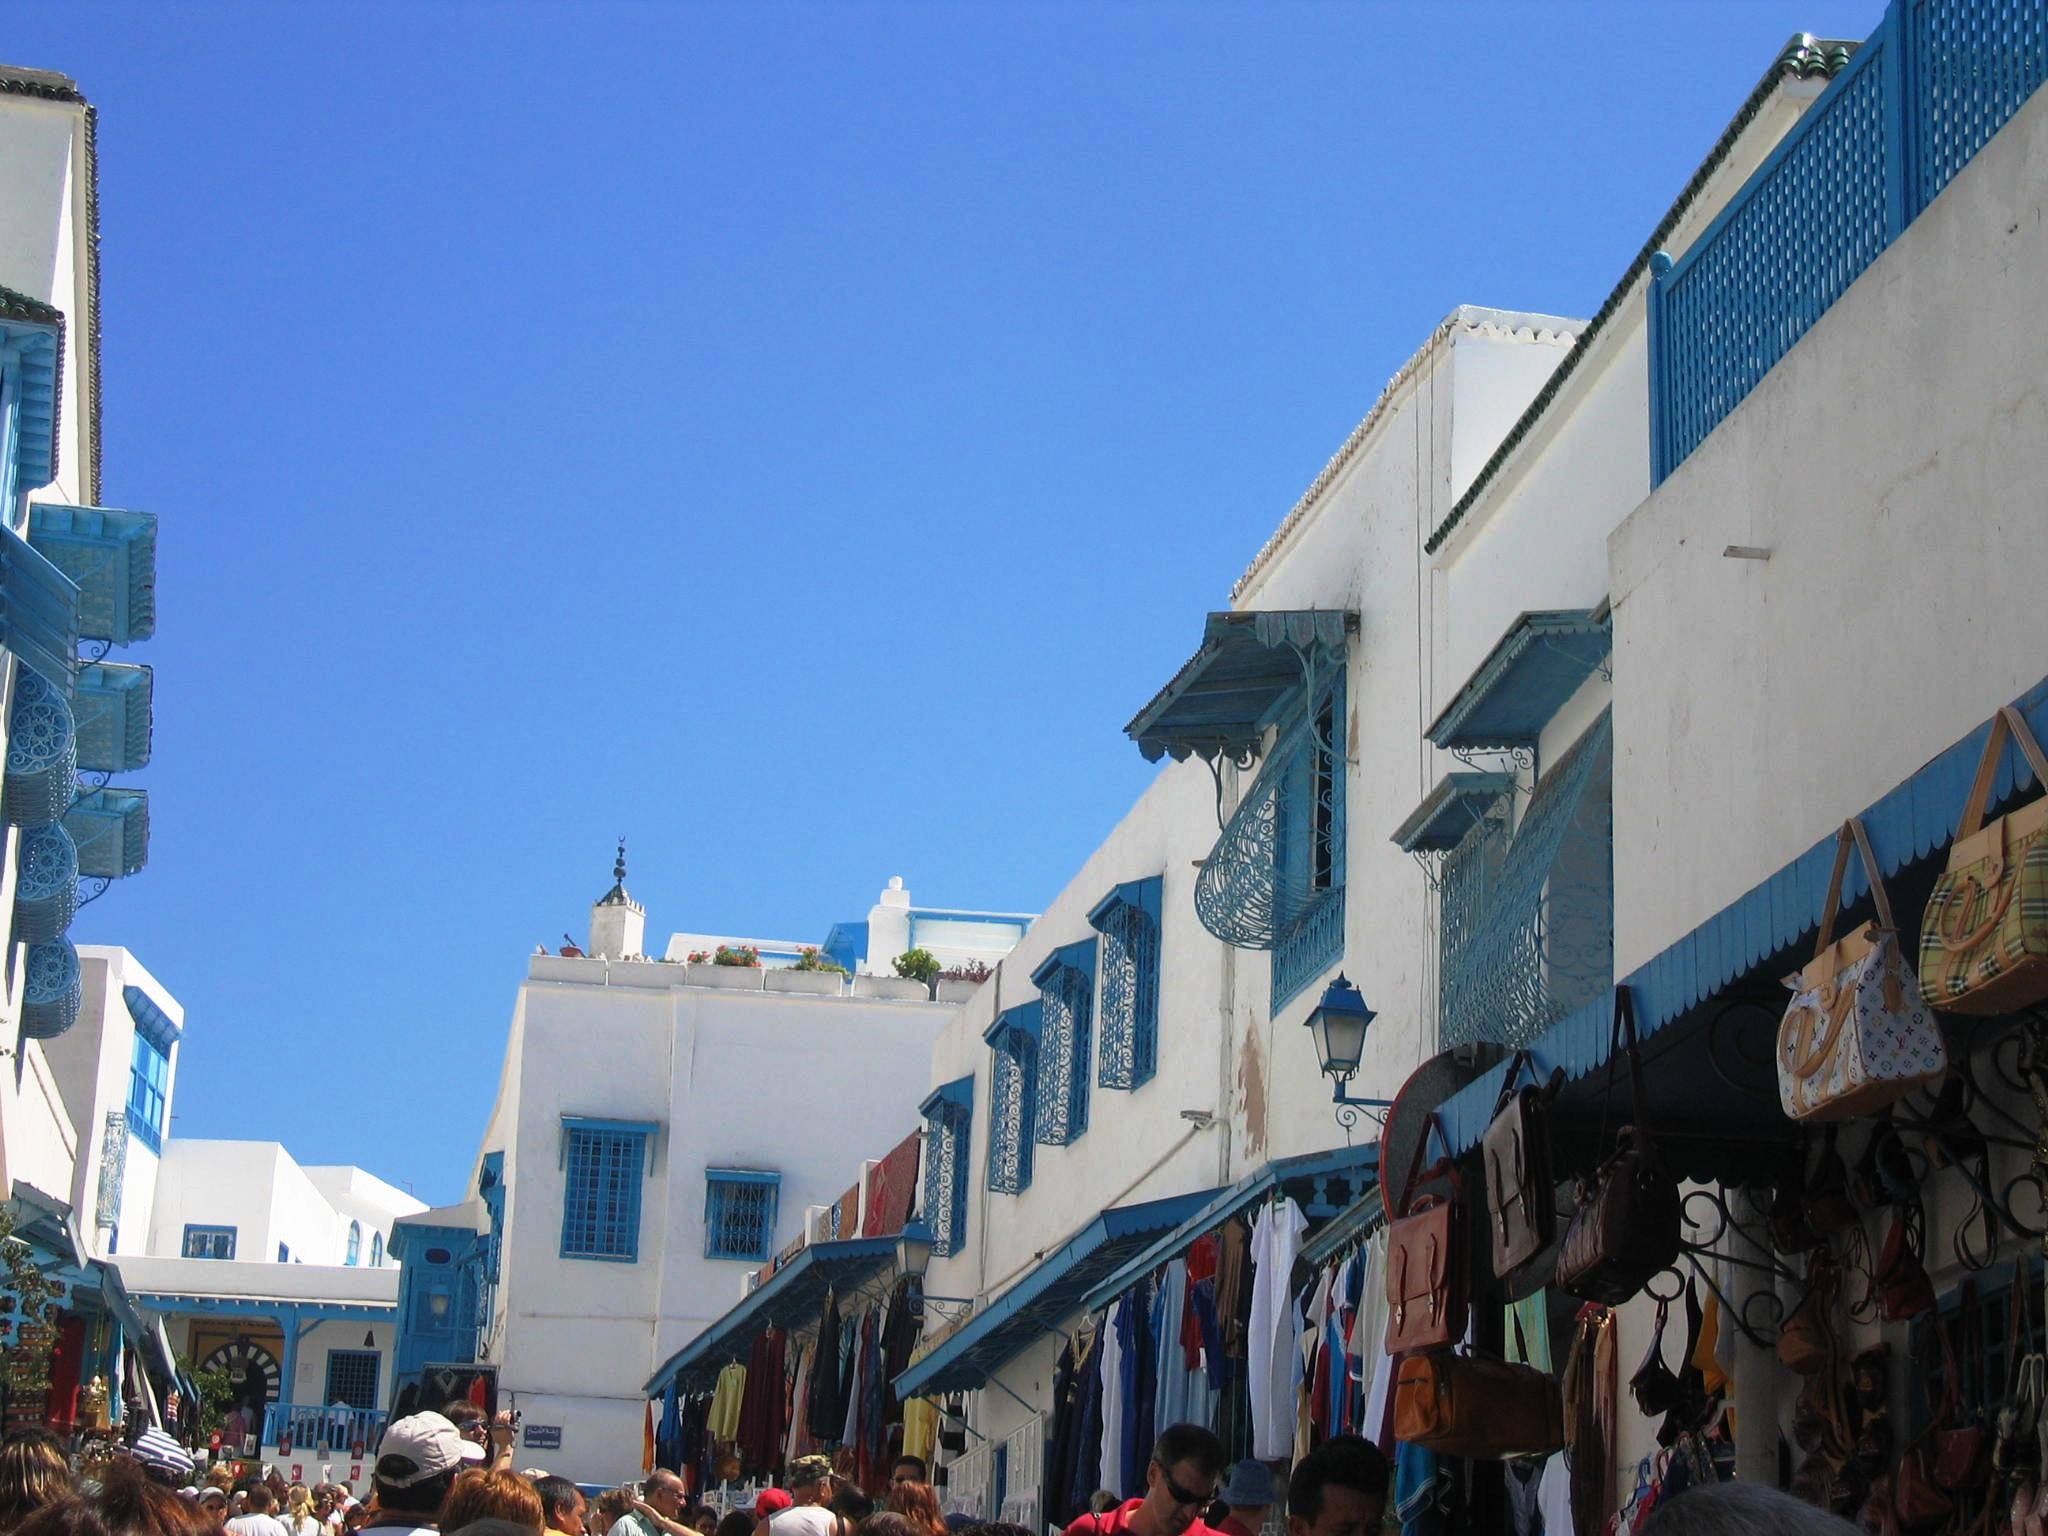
[560,1120,651,1262]
[323,1350,380,1411]
[370,1231,383,1266]
[921,1079,973,1257]
[1090,879,1162,1091]
[182,1225,235,1260]
[1031,941,1097,1146]
[345,1221,361,1267]
[1651,0,2048,484]
[126,1032,168,1154]
[1440,713,1613,1050]
[278,1244,289,1263]
[1434,791,1513,1047]
[985,1005,1040,1195]
[704,1169,780,1261]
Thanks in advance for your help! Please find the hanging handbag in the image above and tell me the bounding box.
[1392,1331,1565,1460]
[1920,703,2048,1014]
[1780,818,1948,1121]
[1933,1306,1992,1493]
[1778,1262,1843,1378]
[1808,1129,1861,1236]
[1383,1113,1468,1356]
[1876,1205,1937,1321]
[1631,1298,1683,1417]
[1484,1049,1558,1282]
[1994,1264,2042,1481]
[1895,1443,1954,1535]
[1557,987,1683,1305]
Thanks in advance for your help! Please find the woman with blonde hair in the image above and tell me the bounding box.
[281,1488,319,1536]
[0,1429,74,1532]
[439,1471,543,1536]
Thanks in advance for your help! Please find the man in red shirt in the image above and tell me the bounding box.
[1064,1425,1226,1536]
[1213,1461,1275,1536]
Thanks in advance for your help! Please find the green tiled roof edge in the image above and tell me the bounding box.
[1422,35,1856,556]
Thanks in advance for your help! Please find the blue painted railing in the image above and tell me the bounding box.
[263,1402,389,1454]
[1272,886,1345,1013]
[1651,0,2048,483]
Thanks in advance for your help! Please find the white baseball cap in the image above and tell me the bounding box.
[375,1412,485,1487]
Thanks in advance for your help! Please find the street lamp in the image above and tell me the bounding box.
[893,1221,973,1321]
[1303,974,1392,1135]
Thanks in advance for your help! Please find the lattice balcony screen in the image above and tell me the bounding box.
[1439,713,1613,1049]
[922,1096,971,1257]
[1092,880,1161,1090]
[987,1017,1038,1195]
[1033,945,1097,1146]
[563,1125,649,1260]
[1195,667,1347,993]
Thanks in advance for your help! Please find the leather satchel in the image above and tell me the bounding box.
[1780,818,1948,1121]
[1777,1263,1841,1378]
[1557,987,1682,1305]
[1384,1113,1468,1356]
[1630,1299,1683,1418]
[1894,1445,1953,1535]
[1876,1206,1937,1321]
[1392,1347,1565,1460]
[1484,1050,1557,1281]
[1920,703,2048,1016]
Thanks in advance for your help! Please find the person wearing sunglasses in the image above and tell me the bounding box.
[1062,1425,1226,1536]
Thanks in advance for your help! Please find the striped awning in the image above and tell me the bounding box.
[27,504,156,647]
[1126,609,1355,764]
[73,662,152,773]
[64,786,149,879]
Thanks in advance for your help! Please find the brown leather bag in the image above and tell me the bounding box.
[1556,988,1683,1304]
[1894,1443,1953,1533]
[1383,1113,1467,1356]
[1876,1206,1937,1321]
[1392,1347,1565,1460]
[1778,1263,1842,1377]
[1484,1050,1557,1282]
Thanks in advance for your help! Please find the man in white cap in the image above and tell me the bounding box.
[364,1412,484,1536]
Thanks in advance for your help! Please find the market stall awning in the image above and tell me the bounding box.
[1428,610,1610,752]
[1391,772,1516,853]
[645,1235,899,1397]
[894,1189,1218,1399]
[1430,669,2048,1167]
[1125,610,1355,764]
[1077,1143,1379,1316]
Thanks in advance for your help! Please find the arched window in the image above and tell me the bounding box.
[346,1221,361,1266]
[370,1231,383,1267]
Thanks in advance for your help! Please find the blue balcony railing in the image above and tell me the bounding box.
[1651,0,2048,483]
[262,1403,389,1455]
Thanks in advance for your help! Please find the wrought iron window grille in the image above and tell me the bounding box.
[1092,883,1161,1091]
[1438,713,1613,1050]
[921,1099,972,1257]
[1033,946,1097,1147]
[561,1125,649,1261]
[702,1169,779,1263]
[986,1018,1038,1196]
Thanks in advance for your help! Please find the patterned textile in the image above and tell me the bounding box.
[1779,933,1945,1121]
[1920,816,2048,1012]
[862,1132,922,1235]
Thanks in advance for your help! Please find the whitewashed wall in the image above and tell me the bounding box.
[479,964,953,1486]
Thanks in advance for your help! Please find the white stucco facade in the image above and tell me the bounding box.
[455,876,969,1485]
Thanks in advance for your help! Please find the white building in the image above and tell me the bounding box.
[397,859,1023,1486]
[648,15,2048,1529]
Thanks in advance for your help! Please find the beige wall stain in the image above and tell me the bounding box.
[1235,1019,1269,1164]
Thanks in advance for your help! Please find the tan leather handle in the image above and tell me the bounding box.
[1942,870,2021,953]
[1785,984,1858,1080]
[1960,705,2048,839]
[1814,817,1895,958]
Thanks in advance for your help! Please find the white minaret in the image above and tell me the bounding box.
[588,840,645,960]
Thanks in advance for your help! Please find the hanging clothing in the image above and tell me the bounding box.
[809,1289,843,1438]
[1068,1319,1107,1518]
[841,1312,865,1451]
[1537,1451,1574,1536]
[1216,1218,1251,1360]
[1154,1259,1217,1430]
[1099,1301,1126,1495]
[1190,1275,1229,1390]
[708,1363,747,1442]
[902,1395,937,1465]
[1394,1442,1444,1536]
[1123,1282,1158,1496]
[785,1342,816,1463]
[738,1328,787,1473]
[656,1378,685,1472]
[1248,1197,1307,1459]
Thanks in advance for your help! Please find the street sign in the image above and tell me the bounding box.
[521,1425,562,1450]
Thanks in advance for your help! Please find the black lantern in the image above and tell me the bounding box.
[1303,973,1392,1132]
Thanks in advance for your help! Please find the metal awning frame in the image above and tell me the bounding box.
[1125,609,1356,765]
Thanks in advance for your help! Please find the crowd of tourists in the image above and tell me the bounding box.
[0,1407,1860,1536]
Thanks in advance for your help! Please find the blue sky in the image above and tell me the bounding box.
[11,0,1884,1204]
